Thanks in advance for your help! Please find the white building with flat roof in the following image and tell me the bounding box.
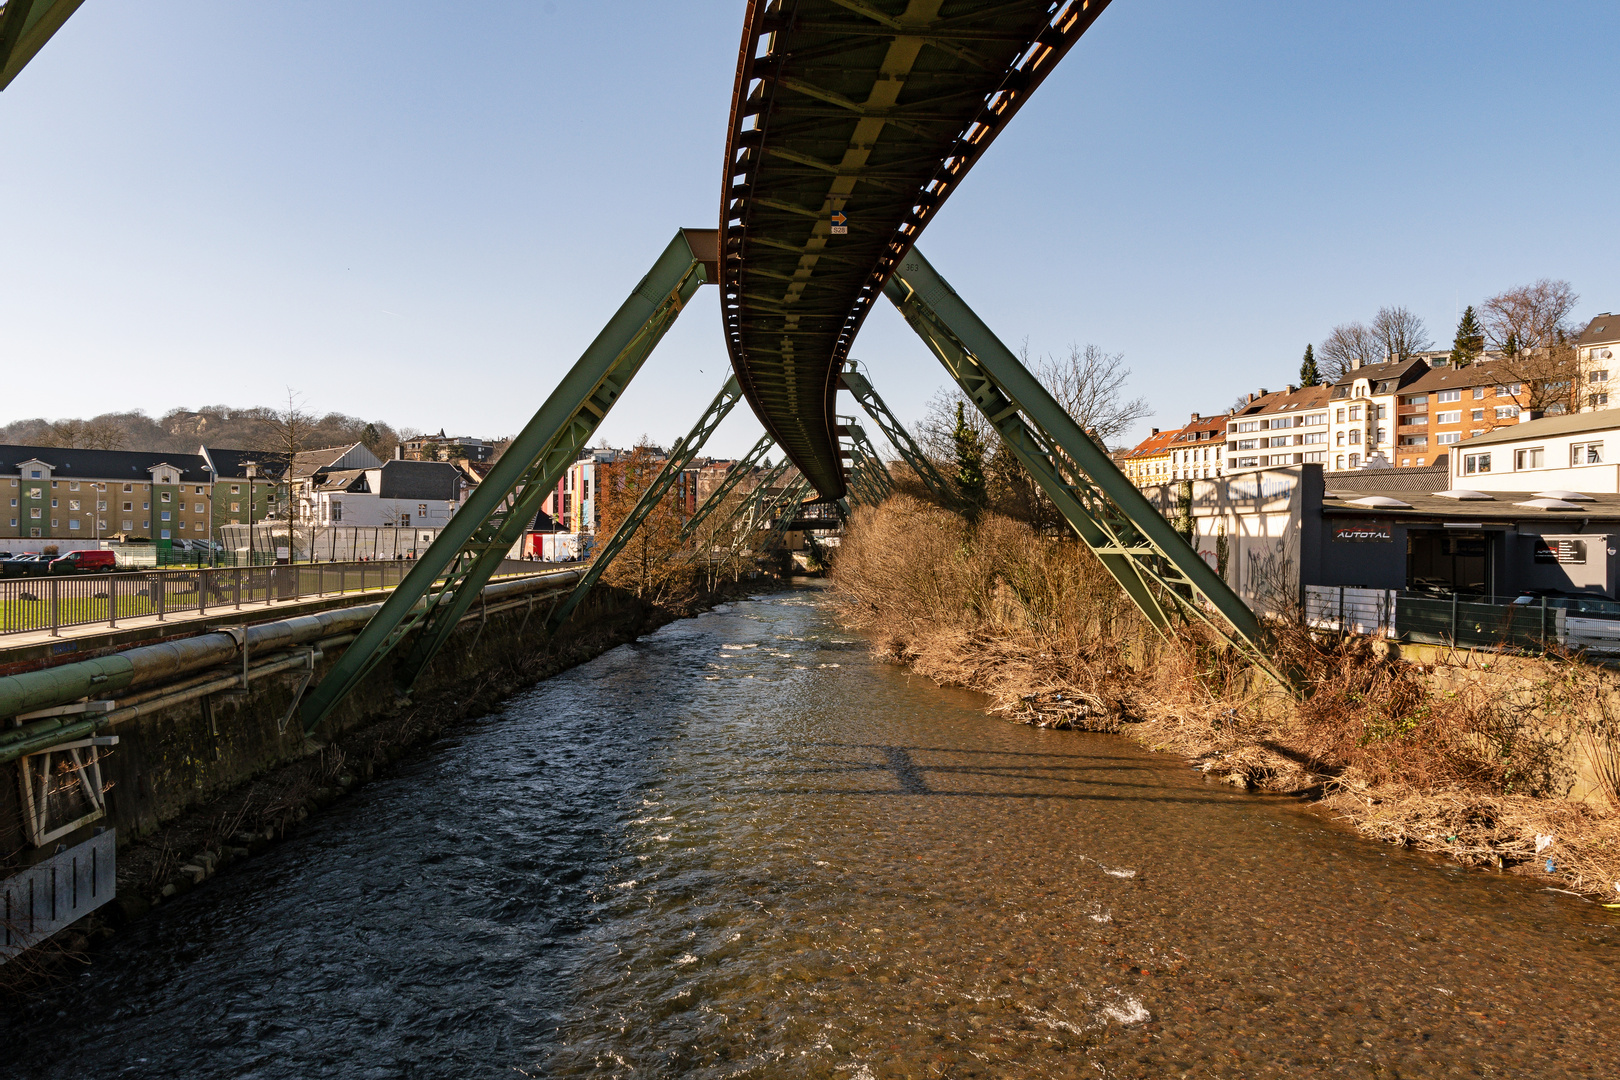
[1452,411,1620,494]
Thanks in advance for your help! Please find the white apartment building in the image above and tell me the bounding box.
[1576,313,1618,411]
[1326,358,1429,471]
[1225,384,1331,472]
[1166,413,1229,480]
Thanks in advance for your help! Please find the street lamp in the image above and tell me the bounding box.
[244,461,257,567]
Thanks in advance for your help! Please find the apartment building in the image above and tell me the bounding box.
[1576,313,1619,411]
[305,460,465,528]
[1326,358,1430,470]
[1452,410,1620,494]
[1393,358,1530,467]
[1167,413,1228,480]
[1121,427,1179,487]
[1225,384,1331,472]
[1,446,210,545]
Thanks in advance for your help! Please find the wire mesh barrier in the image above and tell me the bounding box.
[1303,586,1397,636]
[0,561,423,637]
[1395,594,1566,652]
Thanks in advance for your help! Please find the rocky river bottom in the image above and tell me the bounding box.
[2,582,1616,1078]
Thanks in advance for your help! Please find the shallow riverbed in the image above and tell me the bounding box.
[3,583,1616,1078]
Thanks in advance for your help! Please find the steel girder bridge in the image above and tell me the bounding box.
[6,0,1286,733]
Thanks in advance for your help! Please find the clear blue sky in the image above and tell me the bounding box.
[3,2,1616,455]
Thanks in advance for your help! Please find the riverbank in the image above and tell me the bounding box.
[832,496,1620,904]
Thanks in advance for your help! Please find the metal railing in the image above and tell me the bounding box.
[0,560,491,638]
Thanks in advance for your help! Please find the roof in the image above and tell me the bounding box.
[1171,414,1229,443]
[313,469,371,493]
[1575,313,1618,348]
[1330,357,1430,396]
[1322,486,1620,523]
[201,447,287,480]
[374,460,461,501]
[1455,410,1620,449]
[289,443,383,479]
[0,444,211,482]
[1230,384,1332,419]
[1402,358,1518,395]
[1323,458,1450,492]
[1123,428,1180,460]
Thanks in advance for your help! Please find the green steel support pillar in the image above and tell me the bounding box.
[679,433,774,542]
[840,366,956,505]
[846,422,895,495]
[884,248,1282,683]
[300,228,717,732]
[845,445,886,506]
[688,456,791,561]
[546,376,744,630]
[0,0,84,91]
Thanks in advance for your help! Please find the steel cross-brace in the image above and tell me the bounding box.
[300,228,718,732]
[686,456,791,563]
[839,365,956,505]
[883,247,1282,683]
[546,375,744,630]
[844,421,895,504]
[679,433,773,543]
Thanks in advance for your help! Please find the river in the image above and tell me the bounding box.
[3,582,1616,1078]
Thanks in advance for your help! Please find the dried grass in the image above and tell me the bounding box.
[833,496,1620,902]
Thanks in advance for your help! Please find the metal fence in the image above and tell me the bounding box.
[1396,593,1566,652]
[1304,585,1396,636]
[0,561,420,637]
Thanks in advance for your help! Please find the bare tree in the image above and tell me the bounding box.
[1481,279,1579,356]
[1317,322,1382,382]
[1370,306,1432,362]
[81,416,129,450]
[1481,280,1582,413]
[261,390,317,563]
[1033,343,1152,447]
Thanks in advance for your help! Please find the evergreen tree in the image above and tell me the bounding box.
[1449,305,1485,367]
[951,401,987,514]
[1298,344,1321,386]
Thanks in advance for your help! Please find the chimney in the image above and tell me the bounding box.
[1150,428,1159,435]
[395,444,403,460]
[1350,356,1361,370]
[1190,412,1200,422]
[1286,384,1297,393]
[1258,389,1268,397]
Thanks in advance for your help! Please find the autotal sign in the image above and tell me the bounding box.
[1332,520,1394,543]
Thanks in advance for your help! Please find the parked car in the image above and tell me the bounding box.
[49,550,118,575]
[2,553,53,578]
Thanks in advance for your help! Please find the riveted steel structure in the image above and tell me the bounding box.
[840,365,956,504]
[680,434,776,543]
[885,247,1282,681]
[300,229,719,731]
[546,376,745,631]
[0,0,82,91]
[721,0,1113,499]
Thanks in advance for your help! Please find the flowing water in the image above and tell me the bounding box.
[3,583,1617,1078]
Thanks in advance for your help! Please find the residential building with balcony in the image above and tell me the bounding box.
[1327,358,1430,471]
[1225,384,1331,472]
[1167,413,1229,480]
[1576,313,1618,412]
[1393,357,1529,467]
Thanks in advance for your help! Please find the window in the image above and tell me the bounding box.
[122,502,133,512]
[68,500,79,511]
[1236,439,1259,450]
[1593,393,1610,407]
[193,502,203,513]
[1416,458,1426,466]
[69,519,80,530]
[194,523,204,531]
[26,487,39,499]
[1303,452,1325,463]
[1335,455,1345,470]
[1375,427,1387,444]
[1472,409,1485,422]
[1436,411,1461,424]
[50,499,57,508]
[230,502,240,512]
[123,484,132,492]
[1591,370,1610,384]
[1348,429,1362,445]
[1495,405,1520,420]
[400,514,411,527]
[1349,406,1363,420]
[331,501,342,522]
[160,492,171,502]
[1437,390,1461,402]
[1470,386,1484,399]
[1348,454,1360,468]
[69,482,79,491]
[194,486,203,494]
[29,508,41,519]
[160,530,170,540]
[1335,409,1346,423]
[96,501,106,511]
[231,485,241,494]
[1302,431,1326,444]
[29,470,40,479]
[1571,442,1604,465]
[123,520,134,531]
[1335,432,1345,446]
[160,511,171,522]
[1514,447,1546,470]
[1402,394,1425,406]
[143,502,150,510]
[1436,432,1461,445]
[1376,405,1388,419]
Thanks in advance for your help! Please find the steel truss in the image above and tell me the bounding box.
[301,228,718,732]
[840,366,956,505]
[884,248,1282,683]
[843,422,894,507]
[679,434,774,543]
[546,376,744,631]
[692,457,792,563]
